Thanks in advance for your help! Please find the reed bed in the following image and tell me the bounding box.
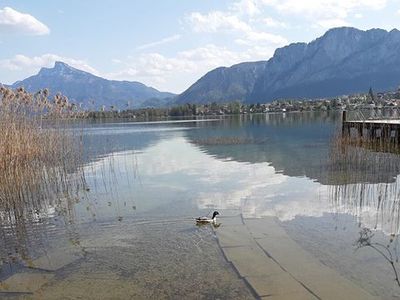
[327,133,400,185]
[0,86,86,228]
[327,130,400,234]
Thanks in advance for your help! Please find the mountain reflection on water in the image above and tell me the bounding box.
[3,113,400,247]
[186,113,337,182]
[179,113,400,234]
[2,112,400,298]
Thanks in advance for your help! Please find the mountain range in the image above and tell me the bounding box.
[176,27,400,104]
[8,62,175,109]
[4,27,400,107]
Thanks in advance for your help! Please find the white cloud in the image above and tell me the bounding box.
[188,11,251,33]
[317,18,350,29]
[0,7,50,35]
[108,43,275,92]
[0,54,97,75]
[261,0,387,16]
[236,31,287,45]
[178,44,248,62]
[187,10,287,47]
[260,0,388,28]
[109,44,247,86]
[231,0,261,16]
[187,0,390,37]
[137,34,182,50]
[109,0,288,91]
[262,17,287,28]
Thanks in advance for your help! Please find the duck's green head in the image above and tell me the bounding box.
[212,211,220,219]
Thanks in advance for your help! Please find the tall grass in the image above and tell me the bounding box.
[0,86,86,230]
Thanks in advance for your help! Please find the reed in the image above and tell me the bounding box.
[327,128,400,183]
[0,86,86,229]
[327,128,400,234]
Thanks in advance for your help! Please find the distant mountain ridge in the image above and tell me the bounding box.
[176,61,267,104]
[176,27,400,104]
[9,61,175,109]
[6,27,400,108]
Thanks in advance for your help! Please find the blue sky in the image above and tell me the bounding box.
[0,0,399,93]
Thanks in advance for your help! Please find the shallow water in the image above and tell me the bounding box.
[2,112,400,299]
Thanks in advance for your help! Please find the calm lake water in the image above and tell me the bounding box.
[2,112,400,299]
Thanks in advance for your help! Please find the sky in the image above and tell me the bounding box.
[0,0,399,93]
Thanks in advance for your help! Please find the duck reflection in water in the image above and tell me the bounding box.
[196,222,221,229]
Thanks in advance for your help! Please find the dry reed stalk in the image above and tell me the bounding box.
[327,129,400,234]
[0,87,86,228]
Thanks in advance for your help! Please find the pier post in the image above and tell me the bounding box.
[340,111,400,150]
[341,110,347,136]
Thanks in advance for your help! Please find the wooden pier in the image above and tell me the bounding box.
[342,110,400,143]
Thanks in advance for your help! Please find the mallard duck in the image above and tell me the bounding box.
[196,211,219,224]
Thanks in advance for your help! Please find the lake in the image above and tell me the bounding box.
[1,112,400,299]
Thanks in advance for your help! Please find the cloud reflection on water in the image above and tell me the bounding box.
[82,135,400,236]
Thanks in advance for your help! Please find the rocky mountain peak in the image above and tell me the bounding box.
[38,61,84,77]
[53,61,72,71]
[176,27,400,104]
[12,61,175,108]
